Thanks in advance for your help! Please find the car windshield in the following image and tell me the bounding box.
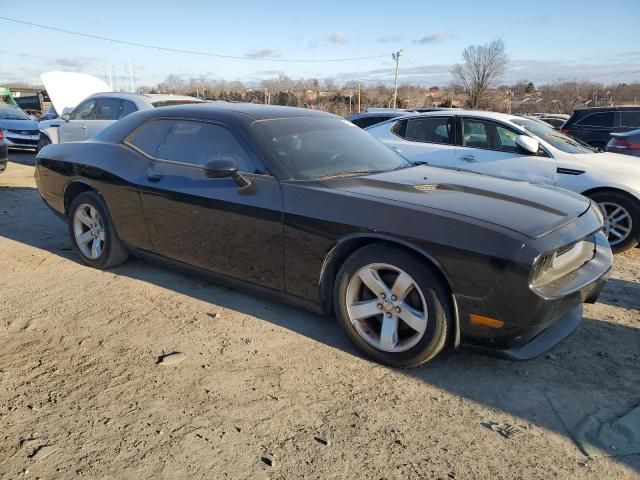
[253,116,410,180]
[0,106,30,120]
[511,118,595,154]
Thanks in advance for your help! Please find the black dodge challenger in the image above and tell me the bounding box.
[35,103,612,367]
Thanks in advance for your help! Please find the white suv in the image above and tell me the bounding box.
[366,110,640,252]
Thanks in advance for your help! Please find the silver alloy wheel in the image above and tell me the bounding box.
[73,203,106,259]
[345,263,428,353]
[599,201,633,246]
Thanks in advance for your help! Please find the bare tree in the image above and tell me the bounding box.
[451,39,509,109]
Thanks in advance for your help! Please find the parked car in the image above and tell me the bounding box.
[35,103,611,367]
[346,111,409,129]
[0,104,39,150]
[38,92,203,152]
[534,114,569,129]
[0,128,7,173]
[606,128,640,158]
[366,110,640,252]
[561,106,640,150]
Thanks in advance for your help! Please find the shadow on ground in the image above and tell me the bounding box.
[1,165,639,472]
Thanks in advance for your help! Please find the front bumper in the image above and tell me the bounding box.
[5,133,39,149]
[455,211,612,360]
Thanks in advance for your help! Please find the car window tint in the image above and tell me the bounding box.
[577,112,614,127]
[119,100,138,119]
[462,119,489,149]
[127,119,172,157]
[158,120,255,172]
[620,111,640,128]
[70,99,96,120]
[95,98,121,120]
[405,117,454,144]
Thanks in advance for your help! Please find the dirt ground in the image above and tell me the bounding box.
[1,152,639,480]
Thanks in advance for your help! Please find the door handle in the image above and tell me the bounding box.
[80,125,87,130]
[147,171,163,182]
[459,155,476,162]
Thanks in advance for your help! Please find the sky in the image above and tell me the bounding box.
[1,0,639,90]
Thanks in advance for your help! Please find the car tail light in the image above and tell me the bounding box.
[609,137,640,150]
[560,128,570,135]
[0,129,4,139]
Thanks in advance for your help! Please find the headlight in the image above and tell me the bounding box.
[531,236,596,289]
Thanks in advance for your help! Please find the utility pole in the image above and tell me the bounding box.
[358,81,361,113]
[392,49,403,109]
[127,60,134,93]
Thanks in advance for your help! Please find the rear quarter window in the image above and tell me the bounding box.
[621,111,640,128]
[125,119,171,157]
[576,111,615,128]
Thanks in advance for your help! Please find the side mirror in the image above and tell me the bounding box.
[203,157,251,188]
[61,112,71,122]
[203,157,238,178]
[515,135,540,155]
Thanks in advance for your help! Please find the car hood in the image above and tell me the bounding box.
[326,166,591,238]
[558,151,640,172]
[41,71,112,115]
[0,118,39,130]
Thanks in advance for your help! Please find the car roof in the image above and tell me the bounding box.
[149,102,338,121]
[89,91,202,105]
[392,109,520,122]
[346,111,408,120]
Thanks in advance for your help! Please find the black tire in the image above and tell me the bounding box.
[36,135,50,154]
[68,191,129,268]
[334,244,452,368]
[588,190,640,254]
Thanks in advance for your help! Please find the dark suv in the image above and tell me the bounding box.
[561,106,640,149]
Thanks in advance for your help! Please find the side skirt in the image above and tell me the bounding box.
[130,248,326,316]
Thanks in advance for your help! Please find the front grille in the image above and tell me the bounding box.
[7,137,38,145]
[7,129,39,136]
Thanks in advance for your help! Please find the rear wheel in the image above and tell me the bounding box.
[68,191,129,268]
[334,244,452,367]
[588,190,639,253]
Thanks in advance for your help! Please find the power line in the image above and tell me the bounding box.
[0,16,389,63]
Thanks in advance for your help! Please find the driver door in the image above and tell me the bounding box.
[59,98,98,143]
[133,118,285,291]
[455,117,556,185]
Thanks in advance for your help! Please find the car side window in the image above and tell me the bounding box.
[462,119,490,149]
[157,120,257,173]
[95,98,121,120]
[119,100,138,119]
[577,112,614,128]
[70,99,97,120]
[495,125,520,153]
[404,117,454,145]
[126,119,172,157]
[462,119,523,154]
[620,111,640,128]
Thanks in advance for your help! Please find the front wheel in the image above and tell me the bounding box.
[334,244,452,368]
[589,190,639,253]
[36,135,50,154]
[68,191,129,268]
